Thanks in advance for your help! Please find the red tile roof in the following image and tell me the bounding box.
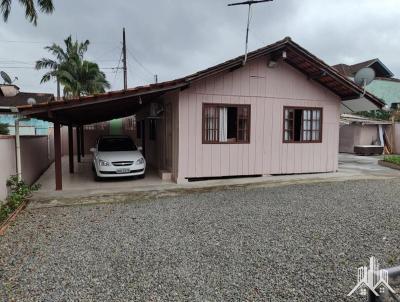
[17,37,385,124]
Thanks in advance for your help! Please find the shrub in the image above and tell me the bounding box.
[383,155,400,166]
[0,175,40,224]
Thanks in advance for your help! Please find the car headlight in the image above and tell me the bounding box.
[136,158,145,165]
[98,159,110,166]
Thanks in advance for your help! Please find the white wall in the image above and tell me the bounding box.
[0,135,54,203]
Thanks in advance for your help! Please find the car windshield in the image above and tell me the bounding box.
[98,137,137,152]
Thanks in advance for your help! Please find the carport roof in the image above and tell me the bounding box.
[16,37,385,125]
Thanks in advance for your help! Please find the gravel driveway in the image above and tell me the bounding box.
[1,179,400,301]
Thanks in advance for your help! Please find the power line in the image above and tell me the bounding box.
[126,48,154,77]
[0,66,36,69]
[126,60,152,84]
[0,39,118,45]
[0,39,45,44]
[113,48,124,88]
[0,66,118,70]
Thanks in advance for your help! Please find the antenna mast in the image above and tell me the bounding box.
[228,0,273,65]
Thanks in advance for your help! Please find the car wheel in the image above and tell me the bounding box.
[138,173,145,179]
[94,173,101,182]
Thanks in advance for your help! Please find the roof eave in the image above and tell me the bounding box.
[370,58,394,78]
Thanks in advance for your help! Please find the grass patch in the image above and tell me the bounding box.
[383,155,400,166]
[0,176,40,224]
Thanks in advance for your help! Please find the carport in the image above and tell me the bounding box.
[16,81,186,190]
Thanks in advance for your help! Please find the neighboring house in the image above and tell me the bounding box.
[367,78,400,110]
[16,37,384,188]
[334,59,400,154]
[339,114,393,154]
[0,84,54,135]
[333,58,394,79]
[333,58,400,109]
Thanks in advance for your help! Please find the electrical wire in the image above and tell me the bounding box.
[127,60,152,84]
[112,48,124,88]
[126,48,155,78]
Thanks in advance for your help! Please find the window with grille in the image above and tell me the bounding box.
[202,104,250,144]
[84,122,107,131]
[124,116,136,131]
[283,107,322,143]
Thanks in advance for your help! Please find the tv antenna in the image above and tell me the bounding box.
[228,0,274,65]
[354,67,375,97]
[0,71,18,85]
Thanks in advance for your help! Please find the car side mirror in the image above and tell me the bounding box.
[90,147,96,153]
[137,146,143,152]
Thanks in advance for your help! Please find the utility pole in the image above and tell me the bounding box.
[228,0,273,65]
[122,27,128,90]
[154,74,158,84]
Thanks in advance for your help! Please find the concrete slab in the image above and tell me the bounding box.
[34,155,173,196]
[30,153,399,209]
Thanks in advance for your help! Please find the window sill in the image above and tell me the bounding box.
[202,142,250,145]
[283,141,322,144]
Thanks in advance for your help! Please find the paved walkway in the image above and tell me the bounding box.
[30,154,399,208]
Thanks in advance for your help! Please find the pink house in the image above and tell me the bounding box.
[16,37,384,189]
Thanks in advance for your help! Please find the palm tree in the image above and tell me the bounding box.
[58,58,110,98]
[1,0,54,25]
[36,36,109,98]
[36,36,89,99]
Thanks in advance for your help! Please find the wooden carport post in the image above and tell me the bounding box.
[76,126,81,163]
[80,126,85,158]
[68,125,74,173]
[54,122,62,191]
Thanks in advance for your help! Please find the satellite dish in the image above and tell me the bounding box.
[354,67,375,97]
[0,71,18,85]
[27,98,37,105]
[1,71,12,85]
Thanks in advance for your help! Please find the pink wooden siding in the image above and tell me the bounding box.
[177,57,340,180]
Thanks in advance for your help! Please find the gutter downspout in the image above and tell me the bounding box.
[378,124,384,148]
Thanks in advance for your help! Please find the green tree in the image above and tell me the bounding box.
[58,59,110,97]
[1,0,54,25]
[36,36,109,98]
[0,123,9,135]
[36,36,89,99]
